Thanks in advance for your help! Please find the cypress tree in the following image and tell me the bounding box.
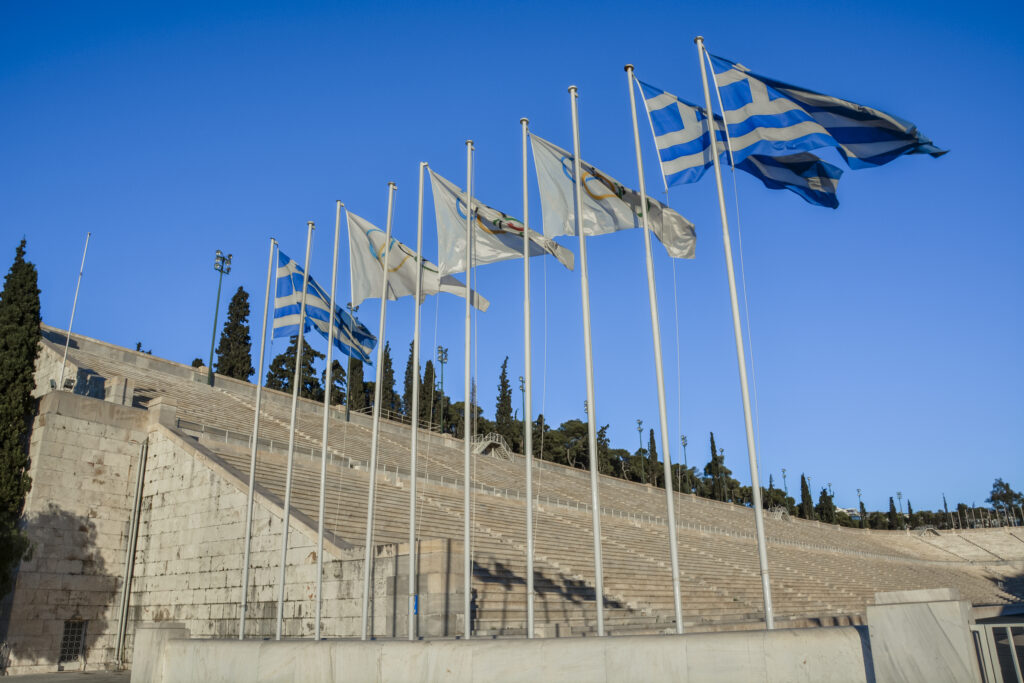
[815,487,836,523]
[214,286,254,380]
[495,357,515,448]
[420,360,436,425]
[907,500,916,529]
[379,342,397,413]
[322,360,346,406]
[799,474,815,519]
[647,428,661,488]
[402,341,419,417]
[0,239,40,596]
[264,337,324,400]
[888,497,899,529]
[348,359,366,412]
[859,500,868,529]
[703,432,732,501]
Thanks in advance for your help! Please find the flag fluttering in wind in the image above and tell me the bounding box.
[531,133,696,259]
[638,79,843,208]
[706,54,947,169]
[429,168,574,275]
[273,249,376,363]
[347,210,489,311]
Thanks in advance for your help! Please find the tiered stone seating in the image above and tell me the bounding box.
[48,327,1024,636]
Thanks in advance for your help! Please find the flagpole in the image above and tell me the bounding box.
[625,64,685,634]
[239,236,276,640]
[569,85,605,637]
[520,117,536,638]
[58,231,90,389]
[361,182,398,640]
[408,162,428,641]
[276,221,315,640]
[463,140,474,640]
[695,35,775,629]
[315,202,342,639]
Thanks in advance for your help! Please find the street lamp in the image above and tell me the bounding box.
[518,376,526,446]
[636,419,645,485]
[679,434,688,492]
[857,488,864,528]
[781,468,788,495]
[207,249,232,386]
[437,346,448,434]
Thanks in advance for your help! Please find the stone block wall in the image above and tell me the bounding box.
[1,392,146,674]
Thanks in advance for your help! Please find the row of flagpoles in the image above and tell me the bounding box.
[234,37,943,641]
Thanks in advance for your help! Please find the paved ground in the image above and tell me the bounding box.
[6,672,130,682]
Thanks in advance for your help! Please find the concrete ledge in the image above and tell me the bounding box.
[140,626,874,683]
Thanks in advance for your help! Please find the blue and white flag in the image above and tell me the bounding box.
[706,54,946,169]
[638,79,843,208]
[273,249,376,363]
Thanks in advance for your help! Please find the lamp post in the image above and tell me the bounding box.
[857,489,864,528]
[781,468,788,495]
[207,249,232,386]
[636,419,644,485]
[437,346,448,434]
[679,434,688,492]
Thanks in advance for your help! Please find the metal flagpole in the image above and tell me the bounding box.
[361,182,398,640]
[315,202,343,639]
[408,163,428,641]
[59,232,91,389]
[463,140,474,639]
[276,221,315,640]
[568,86,605,637]
[239,237,276,639]
[520,118,536,638]
[624,64,684,634]
[694,35,775,629]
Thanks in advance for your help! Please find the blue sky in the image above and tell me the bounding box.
[2,1,1022,512]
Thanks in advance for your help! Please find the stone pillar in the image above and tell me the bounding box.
[147,396,177,428]
[866,588,982,683]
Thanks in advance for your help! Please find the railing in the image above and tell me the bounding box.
[349,405,445,434]
[972,622,1024,682]
[471,432,513,460]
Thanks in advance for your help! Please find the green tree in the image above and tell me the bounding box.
[907,500,917,529]
[402,341,419,417]
[264,337,324,400]
[888,497,900,529]
[799,474,815,520]
[379,342,398,413]
[420,359,437,425]
[647,428,661,488]
[859,501,868,529]
[703,432,733,502]
[494,357,516,450]
[322,360,346,406]
[191,358,204,368]
[348,359,366,411]
[214,286,254,380]
[0,239,40,596]
[987,478,1022,515]
[815,487,836,524]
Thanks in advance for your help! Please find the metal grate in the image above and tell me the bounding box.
[58,620,87,664]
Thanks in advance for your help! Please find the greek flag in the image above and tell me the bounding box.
[273,249,376,363]
[638,79,843,208]
[707,54,946,169]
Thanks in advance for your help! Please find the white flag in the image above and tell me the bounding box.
[531,133,696,259]
[429,168,574,276]
[347,210,489,311]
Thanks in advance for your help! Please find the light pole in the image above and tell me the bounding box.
[437,346,448,434]
[636,419,645,485]
[856,489,863,528]
[344,302,358,422]
[896,491,904,530]
[781,468,788,495]
[208,249,232,386]
[679,434,688,492]
[828,482,833,497]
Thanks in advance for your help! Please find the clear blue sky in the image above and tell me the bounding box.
[2,1,1022,513]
